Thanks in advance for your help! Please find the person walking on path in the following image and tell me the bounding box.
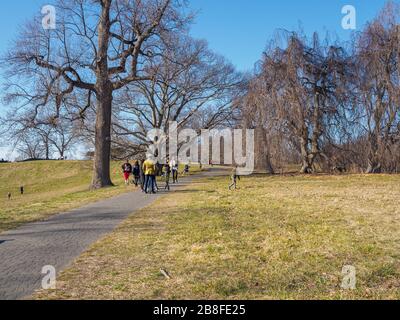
[132,161,141,187]
[139,160,146,192]
[143,156,156,194]
[171,159,179,184]
[182,164,190,176]
[164,162,171,191]
[122,160,133,186]
[155,164,161,191]
[229,166,241,191]
[156,161,164,177]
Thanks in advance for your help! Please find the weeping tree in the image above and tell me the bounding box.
[236,75,276,173]
[257,31,349,173]
[1,0,191,188]
[234,3,400,174]
[354,3,400,173]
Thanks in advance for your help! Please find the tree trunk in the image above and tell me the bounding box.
[91,87,113,189]
[91,0,113,189]
[45,145,49,160]
[366,158,382,173]
[262,130,275,174]
[255,127,275,174]
[300,134,313,174]
[366,132,382,174]
[264,153,275,174]
[44,136,50,160]
[300,158,313,174]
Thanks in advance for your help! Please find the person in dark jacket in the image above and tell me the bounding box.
[138,160,146,192]
[164,162,171,191]
[183,164,190,175]
[132,161,140,187]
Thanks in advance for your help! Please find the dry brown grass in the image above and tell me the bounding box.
[34,173,400,300]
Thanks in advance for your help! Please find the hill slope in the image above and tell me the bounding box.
[0,161,128,233]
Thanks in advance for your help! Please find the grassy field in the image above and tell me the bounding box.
[0,161,200,233]
[0,161,130,233]
[34,172,400,300]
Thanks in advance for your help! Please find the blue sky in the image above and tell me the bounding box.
[0,0,390,159]
[189,0,387,71]
[0,1,389,72]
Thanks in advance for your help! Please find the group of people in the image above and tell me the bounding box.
[122,158,241,194]
[121,157,181,194]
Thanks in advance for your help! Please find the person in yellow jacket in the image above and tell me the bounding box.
[143,157,156,194]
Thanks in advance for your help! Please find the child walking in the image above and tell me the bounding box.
[229,166,241,191]
[164,162,171,191]
[122,160,133,186]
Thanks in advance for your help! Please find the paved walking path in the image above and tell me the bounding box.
[0,168,226,300]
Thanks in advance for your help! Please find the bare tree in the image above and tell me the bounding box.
[236,76,276,173]
[236,4,400,175]
[254,32,349,173]
[239,11,399,175]
[48,119,81,159]
[112,35,240,156]
[2,0,191,188]
[353,3,400,173]
[14,130,47,160]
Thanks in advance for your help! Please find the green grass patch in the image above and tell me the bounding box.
[0,161,132,232]
[0,161,202,233]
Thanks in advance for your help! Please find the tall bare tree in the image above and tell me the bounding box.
[112,35,240,155]
[1,0,190,188]
[353,3,400,173]
[256,32,349,173]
